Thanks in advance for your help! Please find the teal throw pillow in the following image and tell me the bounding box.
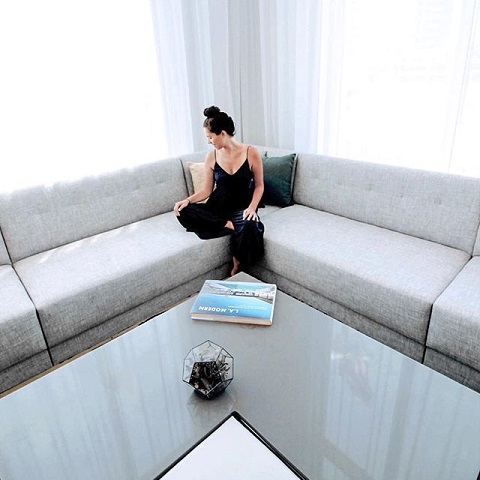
[262,153,297,207]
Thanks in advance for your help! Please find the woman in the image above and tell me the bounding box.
[174,106,264,276]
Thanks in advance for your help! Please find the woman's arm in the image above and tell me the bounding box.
[243,146,264,221]
[174,152,215,216]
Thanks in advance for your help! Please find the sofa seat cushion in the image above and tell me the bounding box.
[0,265,49,370]
[260,205,470,343]
[14,213,231,348]
[427,256,480,372]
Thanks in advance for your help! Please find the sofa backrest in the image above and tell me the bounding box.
[0,157,189,262]
[0,230,11,265]
[473,230,480,256]
[293,154,480,254]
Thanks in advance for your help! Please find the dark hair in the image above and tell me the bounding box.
[203,106,236,136]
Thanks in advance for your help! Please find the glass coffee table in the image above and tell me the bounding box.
[0,273,479,479]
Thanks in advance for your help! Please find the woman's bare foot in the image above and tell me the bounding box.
[230,256,241,276]
[225,220,234,230]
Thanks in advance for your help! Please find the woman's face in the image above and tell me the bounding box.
[204,128,224,149]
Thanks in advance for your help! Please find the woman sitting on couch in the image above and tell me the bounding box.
[174,105,264,276]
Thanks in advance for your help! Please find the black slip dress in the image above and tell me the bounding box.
[177,146,264,266]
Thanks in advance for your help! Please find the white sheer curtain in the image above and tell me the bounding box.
[0,0,165,191]
[154,0,480,176]
[152,0,324,153]
[3,1,478,188]
[151,0,237,154]
[321,0,480,176]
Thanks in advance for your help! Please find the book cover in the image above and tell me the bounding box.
[190,280,277,325]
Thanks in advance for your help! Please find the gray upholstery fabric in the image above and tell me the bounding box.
[256,205,470,344]
[249,265,425,362]
[2,146,479,393]
[49,264,230,364]
[0,265,48,371]
[258,205,282,217]
[293,154,480,253]
[473,229,480,256]
[427,256,480,372]
[0,350,52,394]
[0,157,189,262]
[0,230,11,265]
[15,213,231,348]
[424,348,480,393]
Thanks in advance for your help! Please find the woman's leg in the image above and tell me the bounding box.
[231,256,241,276]
[230,210,265,274]
[177,204,231,239]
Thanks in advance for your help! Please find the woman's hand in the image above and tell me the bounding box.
[243,207,258,221]
[174,199,190,216]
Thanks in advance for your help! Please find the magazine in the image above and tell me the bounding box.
[190,280,277,326]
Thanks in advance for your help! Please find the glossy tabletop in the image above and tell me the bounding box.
[1,273,479,479]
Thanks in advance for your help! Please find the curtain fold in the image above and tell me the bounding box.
[153,0,480,177]
[151,0,236,153]
[152,0,326,153]
[2,1,479,187]
[325,0,480,175]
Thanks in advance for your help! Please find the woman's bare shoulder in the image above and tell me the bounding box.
[247,145,261,162]
[204,150,215,167]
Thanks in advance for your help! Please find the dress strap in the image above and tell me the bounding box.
[246,145,250,159]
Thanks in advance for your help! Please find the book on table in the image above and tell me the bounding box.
[190,279,277,326]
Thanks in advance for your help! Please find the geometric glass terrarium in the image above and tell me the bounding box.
[183,340,234,399]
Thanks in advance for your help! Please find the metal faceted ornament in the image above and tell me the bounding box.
[183,340,234,399]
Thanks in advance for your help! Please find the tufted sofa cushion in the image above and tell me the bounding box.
[293,155,480,254]
[0,157,189,262]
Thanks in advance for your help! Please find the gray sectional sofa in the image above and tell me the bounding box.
[1,147,479,395]
[0,153,232,393]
